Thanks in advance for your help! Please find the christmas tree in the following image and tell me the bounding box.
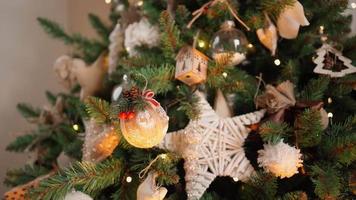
[4,0,356,199]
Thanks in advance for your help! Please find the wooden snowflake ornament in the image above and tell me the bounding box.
[313,44,356,77]
[159,92,265,200]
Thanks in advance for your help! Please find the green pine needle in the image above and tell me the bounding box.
[85,97,112,124]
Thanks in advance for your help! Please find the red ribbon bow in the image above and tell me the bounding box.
[143,90,160,107]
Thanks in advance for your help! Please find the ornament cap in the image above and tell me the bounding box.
[221,20,236,30]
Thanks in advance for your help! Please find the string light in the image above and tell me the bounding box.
[327,112,333,118]
[137,0,144,6]
[126,176,132,183]
[198,40,206,48]
[351,2,356,9]
[247,43,254,48]
[73,124,79,131]
[105,0,111,4]
[233,177,239,182]
[160,154,167,159]
[327,97,332,104]
[274,59,281,66]
[222,72,228,78]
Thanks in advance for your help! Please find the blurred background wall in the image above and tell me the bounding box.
[0,0,355,194]
[0,0,109,193]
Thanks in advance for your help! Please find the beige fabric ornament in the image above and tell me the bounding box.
[277,1,309,39]
[53,55,81,89]
[313,43,356,77]
[256,15,278,56]
[137,172,167,200]
[108,21,124,74]
[72,55,106,100]
[213,89,232,118]
[256,80,296,114]
[82,119,120,163]
[159,92,265,200]
[258,140,303,178]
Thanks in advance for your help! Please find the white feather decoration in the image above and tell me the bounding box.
[258,140,303,178]
[124,18,160,57]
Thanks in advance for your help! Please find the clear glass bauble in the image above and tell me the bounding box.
[120,103,169,148]
[210,20,248,65]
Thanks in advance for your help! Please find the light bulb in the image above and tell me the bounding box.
[198,40,206,48]
[351,2,356,9]
[233,177,239,182]
[73,124,79,131]
[274,59,281,66]
[327,112,333,118]
[222,72,228,78]
[160,154,167,159]
[247,43,254,48]
[105,0,111,4]
[126,176,132,183]
[137,0,143,6]
[327,97,332,104]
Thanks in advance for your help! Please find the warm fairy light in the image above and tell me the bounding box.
[327,97,332,104]
[160,154,168,159]
[105,0,112,4]
[222,72,228,78]
[319,25,324,34]
[198,40,206,48]
[233,177,239,182]
[126,176,132,183]
[351,2,356,9]
[137,0,144,6]
[73,124,79,131]
[274,59,281,66]
[247,43,254,48]
[327,112,333,118]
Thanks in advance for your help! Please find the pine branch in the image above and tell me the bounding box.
[260,0,296,21]
[310,164,341,199]
[259,121,291,144]
[17,103,41,120]
[37,17,73,44]
[6,133,37,152]
[31,159,123,200]
[85,97,112,124]
[159,11,181,59]
[88,13,111,44]
[299,77,330,101]
[45,91,57,105]
[241,171,278,200]
[295,109,323,148]
[176,85,201,120]
[4,164,50,187]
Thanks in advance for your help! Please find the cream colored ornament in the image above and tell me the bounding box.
[82,119,120,163]
[313,43,356,77]
[108,21,124,74]
[121,103,169,148]
[213,89,232,118]
[57,152,75,169]
[175,46,209,86]
[256,15,278,56]
[137,172,167,200]
[277,1,309,39]
[319,108,329,130]
[64,190,93,200]
[159,92,266,200]
[258,140,303,178]
[72,55,107,100]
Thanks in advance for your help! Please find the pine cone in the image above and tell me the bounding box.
[130,86,141,99]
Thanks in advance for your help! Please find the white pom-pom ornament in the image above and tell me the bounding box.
[258,140,303,178]
[124,18,160,57]
[64,190,93,200]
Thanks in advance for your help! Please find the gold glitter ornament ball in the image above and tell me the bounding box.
[120,104,169,148]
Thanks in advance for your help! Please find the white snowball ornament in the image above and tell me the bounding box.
[258,140,303,178]
[137,172,167,200]
[64,190,93,200]
[124,18,160,57]
[277,1,309,39]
